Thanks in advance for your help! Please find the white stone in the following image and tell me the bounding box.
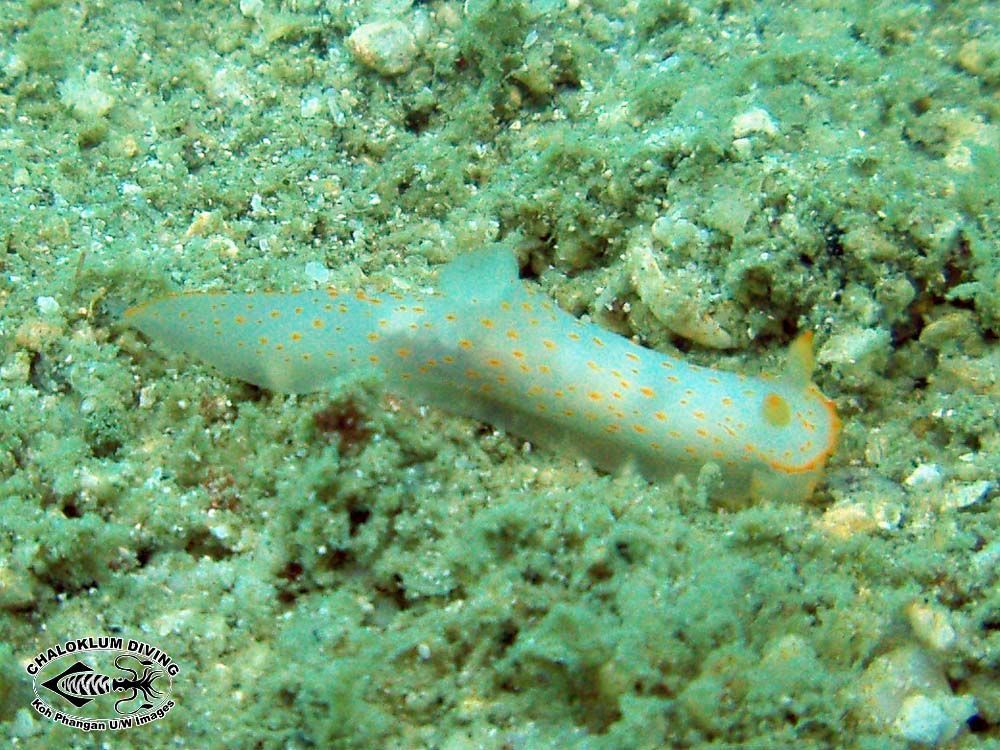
[906,601,957,652]
[903,463,943,488]
[36,296,60,314]
[896,694,951,744]
[59,71,115,119]
[732,107,778,138]
[304,261,332,284]
[239,0,264,18]
[938,480,992,510]
[817,326,891,388]
[300,96,322,118]
[857,645,977,746]
[347,20,418,76]
[895,693,977,746]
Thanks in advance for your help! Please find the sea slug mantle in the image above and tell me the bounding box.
[126,247,840,501]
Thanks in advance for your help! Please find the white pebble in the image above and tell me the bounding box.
[938,480,992,510]
[347,20,418,76]
[300,96,322,118]
[906,601,957,652]
[732,107,778,138]
[36,296,60,314]
[304,261,332,284]
[59,71,115,119]
[239,0,264,19]
[895,693,977,746]
[857,645,977,746]
[904,463,943,488]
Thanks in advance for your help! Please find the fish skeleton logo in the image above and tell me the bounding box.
[27,637,179,731]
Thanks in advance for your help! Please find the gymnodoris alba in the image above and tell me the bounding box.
[126,247,839,501]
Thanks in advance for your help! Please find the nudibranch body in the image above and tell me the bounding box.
[126,247,839,501]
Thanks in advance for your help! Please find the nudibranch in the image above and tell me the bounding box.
[126,247,839,501]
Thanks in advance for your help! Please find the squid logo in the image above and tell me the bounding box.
[40,654,165,714]
[27,637,178,731]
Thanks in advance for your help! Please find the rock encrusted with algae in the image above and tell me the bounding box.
[856,646,977,746]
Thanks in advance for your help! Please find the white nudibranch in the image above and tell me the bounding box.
[126,247,840,501]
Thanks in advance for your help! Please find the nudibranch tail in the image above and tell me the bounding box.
[125,287,387,393]
[126,247,839,501]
